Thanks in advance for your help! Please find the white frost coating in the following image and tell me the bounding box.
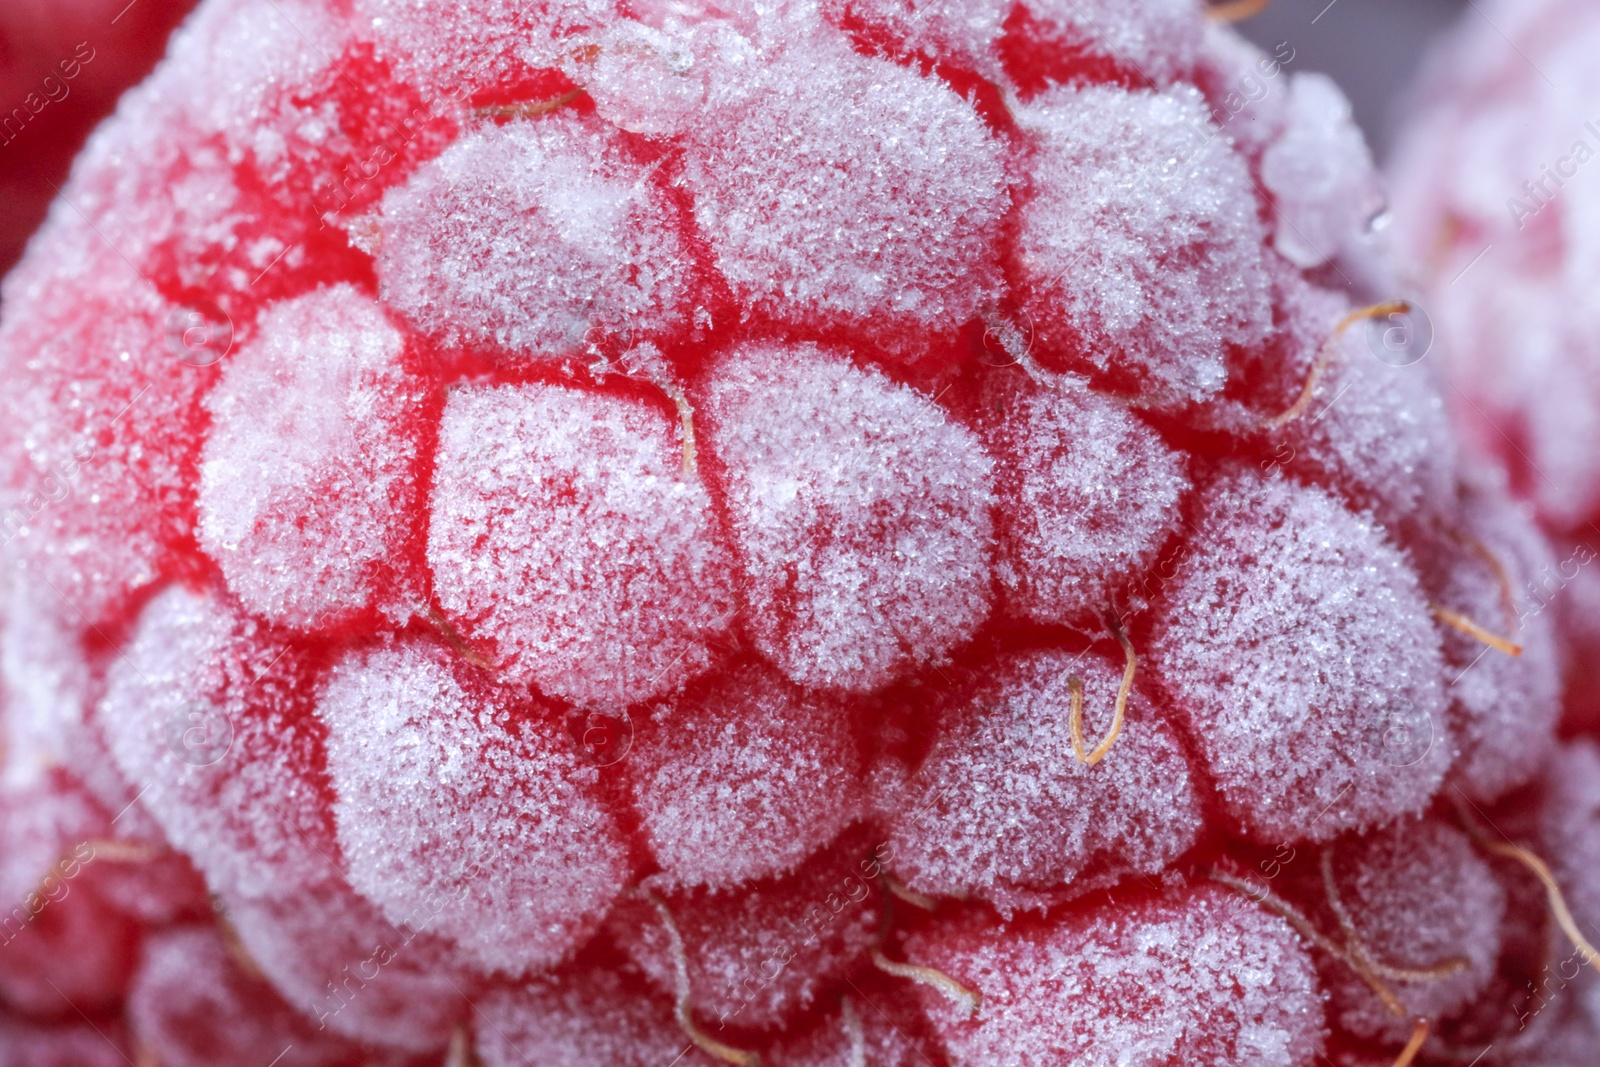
[887,649,1202,910]
[570,18,720,138]
[428,382,736,708]
[705,343,994,693]
[319,641,631,975]
[821,0,1008,71]
[0,591,91,792]
[983,375,1189,622]
[908,888,1325,1067]
[163,0,348,146]
[358,0,615,90]
[377,117,692,357]
[1432,478,1561,802]
[1012,83,1271,405]
[82,0,345,253]
[679,24,1008,345]
[198,286,424,628]
[476,971,686,1067]
[1261,73,1382,269]
[619,833,882,1028]
[1388,0,1600,527]
[1151,468,1452,843]
[223,886,473,1052]
[129,926,359,1067]
[1270,273,1457,528]
[626,661,863,890]
[96,586,339,903]
[1019,0,1204,85]
[1320,818,1504,1043]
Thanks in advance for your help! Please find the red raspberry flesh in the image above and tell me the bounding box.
[1387,0,1600,748]
[0,0,1592,1064]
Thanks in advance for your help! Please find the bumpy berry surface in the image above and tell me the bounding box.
[0,0,1589,1064]
[1387,0,1600,743]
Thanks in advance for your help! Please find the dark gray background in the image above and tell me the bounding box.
[1235,0,1469,161]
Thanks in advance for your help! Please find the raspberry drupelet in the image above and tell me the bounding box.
[0,0,1589,1064]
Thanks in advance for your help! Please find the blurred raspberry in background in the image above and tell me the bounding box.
[0,0,198,275]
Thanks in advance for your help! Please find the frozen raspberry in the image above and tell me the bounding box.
[0,0,1574,1063]
[319,638,631,974]
[1388,0,1600,738]
[903,885,1326,1066]
[621,658,865,890]
[127,925,373,1067]
[1151,467,1451,843]
[884,647,1203,911]
[428,380,737,708]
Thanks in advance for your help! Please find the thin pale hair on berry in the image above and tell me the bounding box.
[867,872,980,1018]
[1067,613,1137,766]
[1266,300,1410,431]
[1452,793,1600,971]
[1430,603,1522,657]
[1205,0,1274,23]
[643,889,762,1066]
[1209,846,1469,1067]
